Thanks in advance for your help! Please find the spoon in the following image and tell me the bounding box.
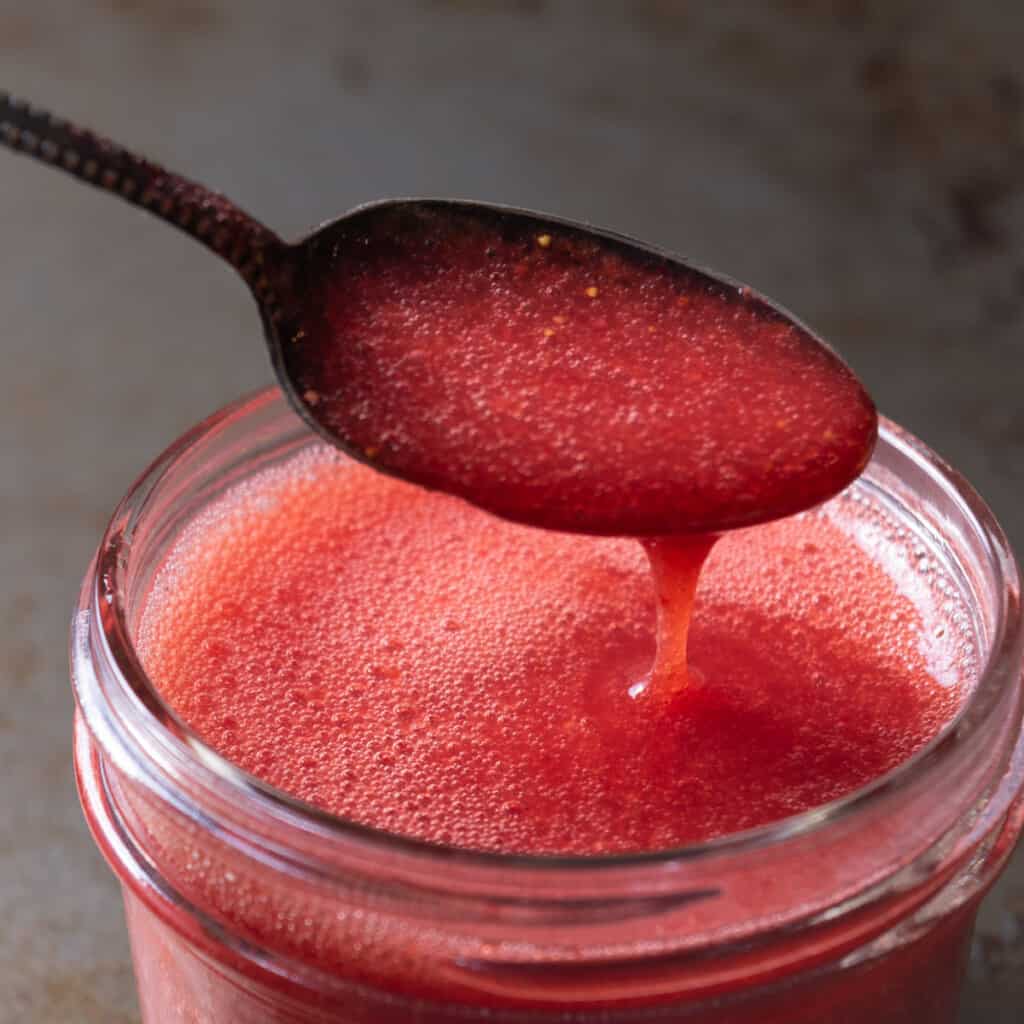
[1,92,877,537]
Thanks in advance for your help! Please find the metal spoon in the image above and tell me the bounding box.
[0,92,876,536]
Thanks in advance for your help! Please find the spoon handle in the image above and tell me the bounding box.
[0,91,286,311]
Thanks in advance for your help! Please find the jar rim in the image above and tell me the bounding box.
[81,386,1024,873]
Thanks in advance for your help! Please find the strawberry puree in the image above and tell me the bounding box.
[291,205,876,535]
[137,445,963,855]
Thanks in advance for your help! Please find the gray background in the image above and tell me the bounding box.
[2,1,1023,1020]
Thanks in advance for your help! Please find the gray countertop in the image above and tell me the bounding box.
[2,2,1023,1020]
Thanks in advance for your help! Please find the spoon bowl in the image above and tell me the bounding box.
[279,198,876,534]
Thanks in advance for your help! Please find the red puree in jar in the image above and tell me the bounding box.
[137,447,964,855]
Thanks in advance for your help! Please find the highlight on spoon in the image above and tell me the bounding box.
[285,200,878,536]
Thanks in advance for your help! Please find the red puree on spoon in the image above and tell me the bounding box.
[293,203,877,537]
[290,203,878,694]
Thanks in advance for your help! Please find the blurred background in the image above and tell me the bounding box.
[2,2,1023,1020]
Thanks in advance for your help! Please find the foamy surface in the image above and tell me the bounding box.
[136,445,973,854]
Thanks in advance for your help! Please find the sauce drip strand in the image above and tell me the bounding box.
[643,536,719,698]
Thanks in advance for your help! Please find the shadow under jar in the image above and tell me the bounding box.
[72,388,1024,1023]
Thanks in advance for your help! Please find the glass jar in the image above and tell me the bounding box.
[72,388,1024,1023]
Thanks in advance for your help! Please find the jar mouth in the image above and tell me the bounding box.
[82,386,1024,871]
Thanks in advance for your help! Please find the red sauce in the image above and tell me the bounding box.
[137,447,962,855]
[289,204,876,536]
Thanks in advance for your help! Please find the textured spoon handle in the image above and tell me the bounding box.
[0,90,286,311]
